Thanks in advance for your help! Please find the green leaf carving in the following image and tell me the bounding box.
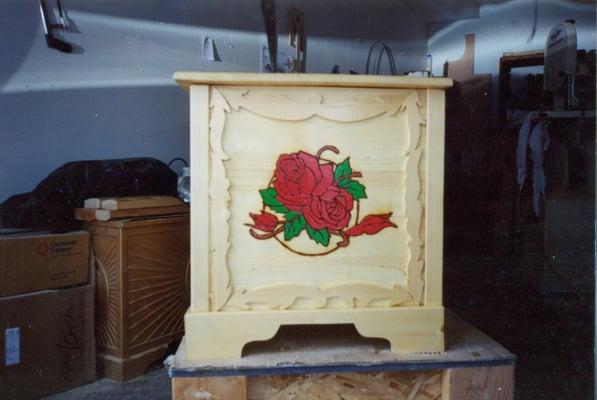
[338,179,367,200]
[334,158,367,200]
[284,215,306,241]
[306,225,330,246]
[285,211,301,221]
[260,188,289,214]
[334,158,352,181]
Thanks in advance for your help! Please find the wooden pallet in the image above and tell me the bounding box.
[169,310,515,399]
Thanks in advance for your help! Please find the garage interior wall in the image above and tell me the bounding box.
[428,0,595,114]
[0,0,442,203]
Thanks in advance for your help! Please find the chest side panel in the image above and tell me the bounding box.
[206,86,432,311]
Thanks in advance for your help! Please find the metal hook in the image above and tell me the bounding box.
[39,0,72,53]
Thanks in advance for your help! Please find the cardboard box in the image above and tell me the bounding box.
[0,231,89,297]
[0,284,95,399]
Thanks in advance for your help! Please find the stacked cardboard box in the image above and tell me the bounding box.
[0,231,95,399]
[0,231,89,296]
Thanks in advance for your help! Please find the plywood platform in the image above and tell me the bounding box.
[170,310,515,399]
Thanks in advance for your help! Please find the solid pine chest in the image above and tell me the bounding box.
[175,72,452,359]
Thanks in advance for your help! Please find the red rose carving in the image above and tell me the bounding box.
[303,186,354,230]
[274,151,353,230]
[248,145,396,255]
[345,213,397,236]
[274,152,334,210]
[247,211,279,232]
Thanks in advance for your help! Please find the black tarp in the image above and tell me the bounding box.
[0,158,178,231]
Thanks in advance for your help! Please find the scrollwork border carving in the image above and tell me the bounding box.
[209,86,426,311]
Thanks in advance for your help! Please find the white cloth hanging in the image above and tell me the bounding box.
[516,112,551,216]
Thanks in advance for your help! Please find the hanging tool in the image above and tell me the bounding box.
[261,0,277,72]
[288,6,305,72]
[56,0,69,30]
[544,20,579,109]
[526,0,539,43]
[39,0,72,53]
[365,41,396,75]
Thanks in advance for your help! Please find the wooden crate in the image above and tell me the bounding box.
[170,311,515,399]
[175,72,453,359]
[88,214,190,381]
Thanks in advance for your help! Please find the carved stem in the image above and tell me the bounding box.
[316,145,339,160]
[335,172,362,185]
[248,226,285,240]
[330,230,350,247]
[273,236,341,256]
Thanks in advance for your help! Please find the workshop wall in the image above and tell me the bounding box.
[0,0,431,203]
[428,0,596,109]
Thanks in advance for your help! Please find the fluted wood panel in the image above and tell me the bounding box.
[90,215,189,381]
[94,233,121,352]
[126,228,190,351]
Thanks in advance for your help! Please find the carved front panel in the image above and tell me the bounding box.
[207,86,428,312]
[93,219,190,359]
[93,233,121,353]
[125,226,190,351]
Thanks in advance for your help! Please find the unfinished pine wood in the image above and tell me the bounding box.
[190,85,210,313]
[218,86,438,309]
[209,87,232,311]
[172,376,247,400]
[88,215,190,381]
[84,197,107,209]
[77,205,189,222]
[175,72,453,91]
[74,207,97,221]
[170,312,515,400]
[442,365,514,400]
[95,204,189,221]
[172,310,513,372]
[185,307,443,360]
[100,195,182,210]
[248,371,442,400]
[177,73,451,359]
[172,367,514,400]
[424,89,445,307]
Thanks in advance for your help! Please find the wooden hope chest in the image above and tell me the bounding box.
[89,215,190,380]
[174,73,452,359]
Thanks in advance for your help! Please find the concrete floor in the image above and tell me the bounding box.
[445,249,594,400]
[44,295,593,400]
[46,365,171,400]
[46,218,594,400]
